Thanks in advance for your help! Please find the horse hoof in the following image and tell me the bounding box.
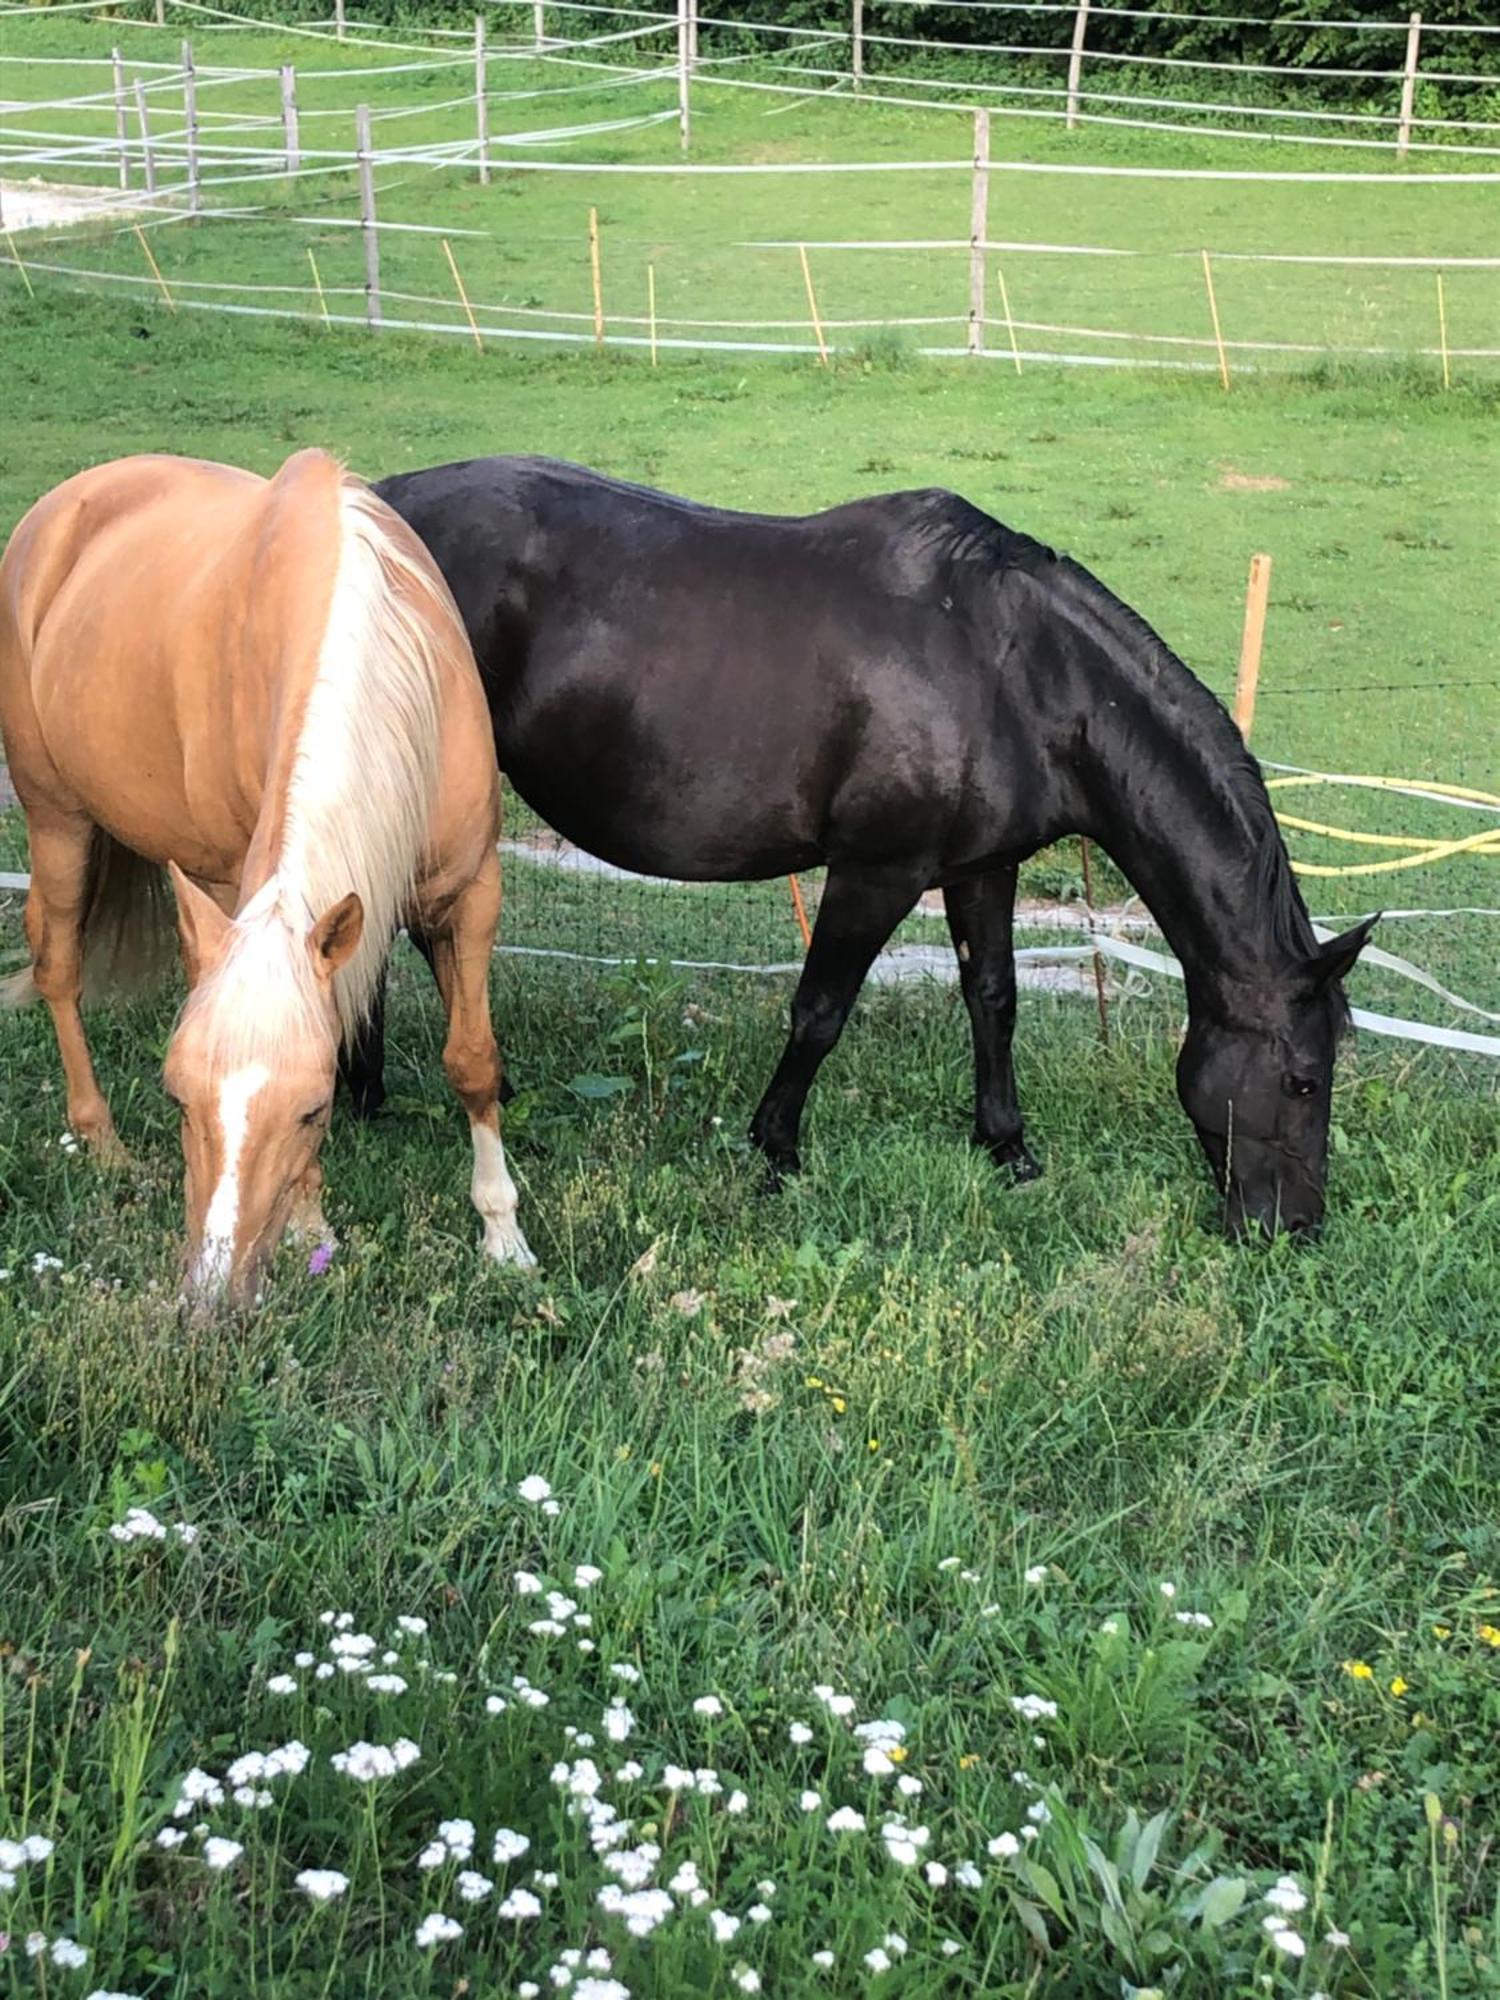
[979,1134,1042,1183]
[756,1148,800,1193]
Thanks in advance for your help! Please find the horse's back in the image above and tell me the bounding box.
[376,457,1029,879]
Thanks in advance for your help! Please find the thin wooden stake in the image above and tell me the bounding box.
[647,260,658,366]
[676,0,690,151]
[1436,270,1450,390]
[589,205,604,348]
[474,16,490,186]
[134,222,175,311]
[1079,837,1110,1046]
[851,0,863,92]
[280,64,299,176]
[132,78,156,196]
[1397,11,1422,160]
[356,103,381,328]
[112,47,129,190]
[5,227,36,299]
[181,38,199,213]
[799,243,829,367]
[307,244,330,327]
[1066,0,1089,130]
[996,264,1022,375]
[443,236,483,350]
[1201,247,1229,391]
[967,107,989,355]
[1234,552,1272,743]
[788,874,812,952]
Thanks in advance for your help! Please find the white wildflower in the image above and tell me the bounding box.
[517,1475,552,1504]
[710,1910,741,1944]
[1264,1876,1308,1916]
[864,1947,892,1974]
[414,1912,463,1948]
[693,1695,724,1718]
[295,1869,349,1902]
[574,1565,603,1590]
[265,1674,298,1696]
[988,1832,1020,1859]
[826,1807,866,1834]
[493,1827,531,1865]
[789,1721,813,1745]
[201,1837,243,1871]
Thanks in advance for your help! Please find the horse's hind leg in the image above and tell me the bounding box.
[338,931,515,1119]
[425,849,535,1269]
[943,866,1041,1181]
[22,810,128,1165]
[749,861,927,1183]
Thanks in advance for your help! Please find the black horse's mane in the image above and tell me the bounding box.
[972,510,1324,975]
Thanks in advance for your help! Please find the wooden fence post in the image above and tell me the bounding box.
[280,64,299,176]
[589,205,604,347]
[1201,246,1229,391]
[181,38,200,212]
[113,48,129,190]
[1396,11,1422,160]
[475,15,489,185]
[688,0,698,67]
[1066,0,1089,131]
[851,0,863,90]
[1436,270,1450,390]
[534,0,545,50]
[967,108,989,355]
[155,0,165,25]
[133,78,157,196]
[677,0,691,151]
[1234,553,1272,742]
[356,103,381,328]
[335,0,346,39]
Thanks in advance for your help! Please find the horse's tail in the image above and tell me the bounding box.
[0,830,174,1011]
[80,830,175,1000]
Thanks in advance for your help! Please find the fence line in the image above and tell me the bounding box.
[6,1,1500,162]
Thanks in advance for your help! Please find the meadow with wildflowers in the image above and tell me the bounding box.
[1,939,1499,1997]
[3,160,1500,1994]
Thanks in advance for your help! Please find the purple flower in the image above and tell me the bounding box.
[307,1243,335,1277]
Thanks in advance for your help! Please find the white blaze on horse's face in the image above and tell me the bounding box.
[164,865,360,1309]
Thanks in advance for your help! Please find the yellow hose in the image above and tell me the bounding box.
[1265,772,1500,879]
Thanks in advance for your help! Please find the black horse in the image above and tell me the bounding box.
[349,457,1375,1237]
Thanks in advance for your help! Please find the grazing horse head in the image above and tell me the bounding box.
[1175,916,1378,1238]
[163,865,364,1308]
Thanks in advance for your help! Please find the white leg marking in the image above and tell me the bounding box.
[471,1118,536,1269]
[190,1063,271,1295]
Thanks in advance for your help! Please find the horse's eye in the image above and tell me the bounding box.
[301,1102,331,1128]
[1283,1075,1318,1099]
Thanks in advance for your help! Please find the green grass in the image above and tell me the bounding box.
[4,19,1500,1995]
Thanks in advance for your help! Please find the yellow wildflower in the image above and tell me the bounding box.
[867,1438,880,1453]
[1432,1626,1452,1641]
[958,1753,980,1770]
[886,1745,907,1764]
[1390,1677,1409,1697]
[830,1396,847,1415]
[1343,1660,1374,1681]
[1478,1624,1500,1648]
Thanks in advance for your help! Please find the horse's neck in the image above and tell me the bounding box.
[1054,593,1307,1005]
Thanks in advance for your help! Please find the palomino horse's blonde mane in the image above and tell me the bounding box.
[183,475,456,1065]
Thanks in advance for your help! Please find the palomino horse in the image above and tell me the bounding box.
[0,449,534,1304]
[347,456,1377,1238]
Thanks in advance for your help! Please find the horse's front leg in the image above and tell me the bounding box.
[943,866,1041,1181]
[749,861,930,1183]
[424,849,535,1269]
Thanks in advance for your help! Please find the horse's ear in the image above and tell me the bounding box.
[308,893,364,981]
[168,862,233,987]
[1308,913,1380,990]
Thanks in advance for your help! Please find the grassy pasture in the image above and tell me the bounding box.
[3,18,1500,1997]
